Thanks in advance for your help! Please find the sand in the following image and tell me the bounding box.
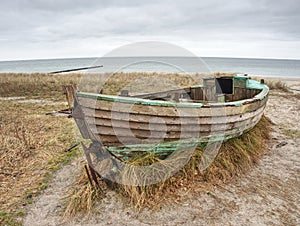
[0,96,67,105]
[24,79,300,226]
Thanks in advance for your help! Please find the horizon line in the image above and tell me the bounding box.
[0,55,300,62]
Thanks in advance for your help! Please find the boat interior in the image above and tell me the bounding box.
[120,76,262,103]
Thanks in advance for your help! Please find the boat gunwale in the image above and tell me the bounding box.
[76,78,269,108]
[79,97,267,119]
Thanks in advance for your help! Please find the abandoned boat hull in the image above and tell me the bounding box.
[73,76,269,158]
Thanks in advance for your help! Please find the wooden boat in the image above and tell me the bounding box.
[72,75,269,160]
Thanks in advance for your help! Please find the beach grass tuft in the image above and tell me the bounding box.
[264,80,290,92]
[63,164,105,218]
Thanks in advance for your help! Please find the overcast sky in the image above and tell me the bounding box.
[1,0,300,61]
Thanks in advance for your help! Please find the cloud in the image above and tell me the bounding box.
[0,0,299,60]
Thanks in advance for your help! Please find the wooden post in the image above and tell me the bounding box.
[62,85,77,110]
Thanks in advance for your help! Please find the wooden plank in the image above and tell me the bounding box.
[89,112,263,138]
[95,115,263,146]
[78,95,267,118]
[131,87,191,99]
[203,86,216,102]
[191,87,204,101]
[84,104,266,128]
[79,99,267,124]
[83,108,264,146]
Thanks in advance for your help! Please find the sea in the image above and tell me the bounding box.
[0,57,300,78]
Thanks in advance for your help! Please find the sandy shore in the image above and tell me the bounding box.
[24,78,300,226]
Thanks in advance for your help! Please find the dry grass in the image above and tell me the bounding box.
[0,73,80,100]
[77,71,235,95]
[63,165,104,218]
[281,129,300,139]
[263,79,290,92]
[212,72,235,77]
[64,116,271,214]
[0,73,80,225]
[0,71,233,99]
[78,72,208,95]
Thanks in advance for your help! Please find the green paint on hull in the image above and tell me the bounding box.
[106,128,248,160]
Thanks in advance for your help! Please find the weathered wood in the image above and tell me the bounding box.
[83,104,266,126]
[131,87,191,99]
[78,96,268,118]
[63,85,77,110]
[84,105,264,147]
[93,116,262,146]
[90,112,263,138]
[72,76,269,158]
[191,87,204,101]
[120,90,129,97]
[203,86,217,102]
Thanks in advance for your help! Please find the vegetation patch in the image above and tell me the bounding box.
[0,73,80,100]
[0,73,80,225]
[0,210,23,226]
[264,79,290,92]
[63,166,105,218]
[282,129,300,139]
